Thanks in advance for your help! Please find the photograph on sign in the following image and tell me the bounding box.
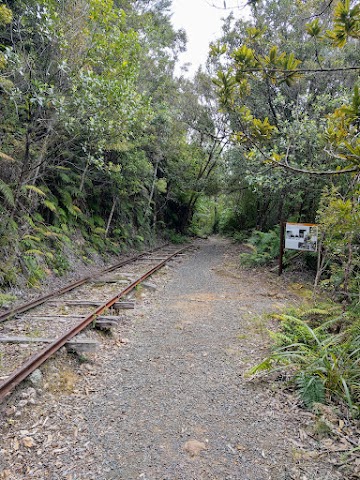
[285,223,318,252]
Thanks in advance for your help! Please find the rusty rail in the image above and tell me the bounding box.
[0,244,169,323]
[0,245,190,401]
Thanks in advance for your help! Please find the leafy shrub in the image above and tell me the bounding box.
[232,231,251,243]
[167,230,189,244]
[240,251,273,267]
[22,255,47,287]
[248,305,360,416]
[0,293,16,307]
[49,252,70,276]
[239,228,280,266]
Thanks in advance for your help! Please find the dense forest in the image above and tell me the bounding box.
[0,0,360,410]
[0,0,358,289]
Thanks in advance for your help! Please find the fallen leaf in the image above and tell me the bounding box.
[0,470,12,480]
[184,439,206,457]
[22,437,36,448]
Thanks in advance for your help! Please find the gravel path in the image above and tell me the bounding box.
[0,238,345,479]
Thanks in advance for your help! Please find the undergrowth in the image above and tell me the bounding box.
[239,228,280,266]
[0,210,151,289]
[247,303,360,417]
[0,207,187,290]
[238,227,318,270]
[0,293,16,307]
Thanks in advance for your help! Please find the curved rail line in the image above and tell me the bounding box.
[0,244,168,323]
[0,245,190,402]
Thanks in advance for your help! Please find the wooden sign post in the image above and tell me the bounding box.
[279,222,285,276]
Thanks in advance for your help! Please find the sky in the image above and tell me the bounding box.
[171,0,248,77]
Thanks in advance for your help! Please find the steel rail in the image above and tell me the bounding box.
[0,245,190,402]
[0,244,170,323]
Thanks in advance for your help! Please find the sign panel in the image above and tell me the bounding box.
[285,223,318,252]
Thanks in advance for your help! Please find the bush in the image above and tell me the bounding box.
[248,304,360,416]
[239,228,280,267]
[166,230,189,244]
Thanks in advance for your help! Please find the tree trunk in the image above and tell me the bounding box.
[79,157,90,193]
[105,197,117,238]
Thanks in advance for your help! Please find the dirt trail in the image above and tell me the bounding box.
[0,238,342,479]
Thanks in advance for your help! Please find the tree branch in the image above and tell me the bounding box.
[301,1,335,21]
[274,161,359,176]
[238,66,360,74]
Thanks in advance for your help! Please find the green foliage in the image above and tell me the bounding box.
[306,19,322,38]
[0,4,12,25]
[166,230,189,244]
[297,373,326,408]
[0,179,15,207]
[327,0,360,47]
[0,293,16,308]
[239,228,280,267]
[0,0,218,286]
[316,185,360,302]
[231,231,250,243]
[208,0,360,232]
[23,254,47,287]
[248,305,360,415]
[50,252,70,276]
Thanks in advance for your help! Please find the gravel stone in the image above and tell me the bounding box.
[28,370,43,387]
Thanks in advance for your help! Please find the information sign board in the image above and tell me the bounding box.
[285,223,318,252]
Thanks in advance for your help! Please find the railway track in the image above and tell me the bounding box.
[0,244,192,402]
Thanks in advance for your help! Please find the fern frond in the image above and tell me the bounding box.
[0,151,16,163]
[0,179,15,207]
[297,373,325,407]
[22,235,41,242]
[22,185,47,197]
[43,199,58,212]
[245,357,273,377]
[24,249,45,256]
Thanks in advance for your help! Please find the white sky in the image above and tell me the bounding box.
[171,0,248,77]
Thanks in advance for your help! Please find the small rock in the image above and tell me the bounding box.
[142,282,157,291]
[4,406,16,417]
[17,400,28,408]
[28,369,43,387]
[47,365,59,374]
[14,410,22,418]
[120,338,130,344]
[26,387,37,398]
[184,439,207,457]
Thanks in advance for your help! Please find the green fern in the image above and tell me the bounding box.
[245,357,273,377]
[43,199,58,213]
[248,304,360,413]
[21,235,41,244]
[22,184,47,196]
[24,249,45,256]
[0,179,15,207]
[297,373,325,407]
